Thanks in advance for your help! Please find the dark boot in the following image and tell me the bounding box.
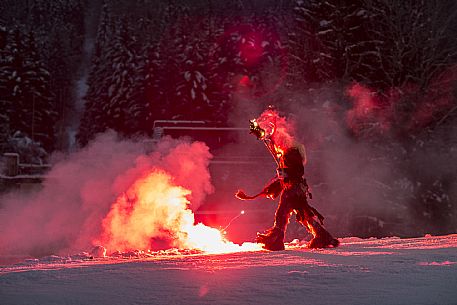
[307,220,339,249]
[256,227,285,251]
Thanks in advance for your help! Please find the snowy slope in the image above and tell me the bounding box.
[1,234,456,305]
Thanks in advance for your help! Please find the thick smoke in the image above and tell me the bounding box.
[0,131,213,257]
[284,87,400,236]
[286,82,457,237]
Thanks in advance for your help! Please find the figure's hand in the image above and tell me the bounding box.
[235,190,249,200]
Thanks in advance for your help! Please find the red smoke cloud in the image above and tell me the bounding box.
[345,66,457,136]
[346,83,391,136]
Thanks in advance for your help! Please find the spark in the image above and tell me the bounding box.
[222,210,246,231]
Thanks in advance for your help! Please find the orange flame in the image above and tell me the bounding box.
[98,169,261,254]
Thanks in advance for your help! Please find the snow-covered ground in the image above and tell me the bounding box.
[1,234,456,305]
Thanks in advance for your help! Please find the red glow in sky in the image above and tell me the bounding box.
[218,23,288,99]
[238,31,264,66]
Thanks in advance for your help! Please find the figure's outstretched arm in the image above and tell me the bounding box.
[235,178,283,201]
[235,190,265,200]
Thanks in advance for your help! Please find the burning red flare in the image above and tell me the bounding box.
[97,168,260,254]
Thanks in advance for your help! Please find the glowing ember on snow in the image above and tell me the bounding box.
[98,169,261,254]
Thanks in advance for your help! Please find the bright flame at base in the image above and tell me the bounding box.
[185,223,261,254]
[97,169,261,254]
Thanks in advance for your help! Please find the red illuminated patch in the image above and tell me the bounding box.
[239,75,251,87]
[238,31,264,66]
[345,65,457,136]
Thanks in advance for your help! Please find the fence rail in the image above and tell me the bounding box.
[1,153,50,179]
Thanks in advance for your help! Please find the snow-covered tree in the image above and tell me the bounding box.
[174,40,211,119]
[0,25,10,147]
[289,0,373,85]
[104,18,142,134]
[77,3,114,145]
[364,0,457,89]
[0,28,57,151]
[154,5,189,119]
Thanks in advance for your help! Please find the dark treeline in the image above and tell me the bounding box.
[77,0,292,145]
[1,0,457,236]
[0,0,85,160]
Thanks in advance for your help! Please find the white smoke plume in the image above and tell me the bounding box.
[0,131,214,257]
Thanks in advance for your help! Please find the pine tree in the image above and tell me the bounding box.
[22,31,57,150]
[207,17,249,115]
[155,5,188,119]
[0,28,57,151]
[174,39,211,120]
[364,0,457,89]
[77,2,114,145]
[289,0,372,85]
[104,17,141,135]
[47,30,73,150]
[1,0,86,151]
[135,40,161,133]
[0,25,10,147]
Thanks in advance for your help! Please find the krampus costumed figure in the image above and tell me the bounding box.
[235,108,339,251]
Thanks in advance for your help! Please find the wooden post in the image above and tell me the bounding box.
[3,153,19,177]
